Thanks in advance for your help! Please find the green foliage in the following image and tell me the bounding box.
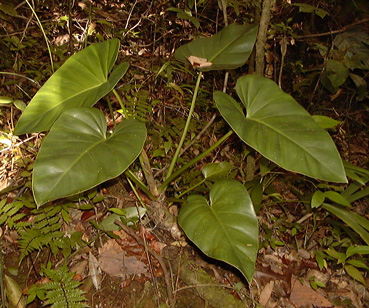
[27,264,87,307]
[319,29,369,98]
[32,107,146,206]
[118,87,153,122]
[214,75,347,183]
[292,3,329,19]
[167,7,200,29]
[179,179,258,282]
[174,23,258,71]
[312,162,369,245]
[18,204,83,262]
[317,244,369,284]
[13,22,353,285]
[0,198,30,230]
[14,39,129,134]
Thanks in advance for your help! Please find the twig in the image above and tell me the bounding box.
[114,220,174,306]
[174,283,235,293]
[293,18,369,39]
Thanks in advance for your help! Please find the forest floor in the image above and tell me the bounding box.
[0,1,369,307]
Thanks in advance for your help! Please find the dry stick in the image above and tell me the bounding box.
[114,220,174,306]
[278,36,287,88]
[293,18,369,39]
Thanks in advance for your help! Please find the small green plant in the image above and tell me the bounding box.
[0,198,30,231]
[312,161,369,245]
[13,22,348,284]
[316,244,369,285]
[26,263,87,308]
[309,276,326,290]
[18,203,83,262]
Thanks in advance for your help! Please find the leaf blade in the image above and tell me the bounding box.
[214,75,347,183]
[174,23,258,71]
[33,107,146,206]
[179,179,258,282]
[14,39,129,134]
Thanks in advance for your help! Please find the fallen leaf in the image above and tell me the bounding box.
[187,55,213,68]
[89,252,101,290]
[290,277,332,307]
[98,239,147,278]
[4,274,27,308]
[260,280,274,307]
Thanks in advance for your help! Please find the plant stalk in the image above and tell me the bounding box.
[165,71,203,180]
[159,130,233,193]
[25,0,54,73]
[112,89,128,118]
[125,170,155,200]
[176,179,206,199]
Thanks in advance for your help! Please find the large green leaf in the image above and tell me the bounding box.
[178,179,258,282]
[14,39,128,135]
[174,23,257,71]
[33,107,146,206]
[214,75,347,183]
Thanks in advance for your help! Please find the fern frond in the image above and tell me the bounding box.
[18,203,81,262]
[0,199,28,229]
[18,228,44,261]
[124,89,153,122]
[40,265,88,308]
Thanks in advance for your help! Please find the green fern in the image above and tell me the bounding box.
[18,204,82,262]
[27,263,88,308]
[0,198,32,230]
[120,88,153,121]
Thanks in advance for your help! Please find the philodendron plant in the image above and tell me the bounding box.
[14,23,347,283]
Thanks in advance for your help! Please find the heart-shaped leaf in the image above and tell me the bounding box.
[179,179,258,282]
[33,107,146,206]
[174,23,257,71]
[14,39,129,135]
[214,75,347,183]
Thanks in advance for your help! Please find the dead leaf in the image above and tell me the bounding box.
[52,34,69,46]
[70,260,88,277]
[290,277,332,307]
[4,274,27,308]
[98,239,147,278]
[260,280,275,307]
[187,55,213,68]
[89,252,101,290]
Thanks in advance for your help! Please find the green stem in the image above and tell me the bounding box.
[0,72,41,87]
[166,71,203,179]
[125,170,155,200]
[26,0,54,73]
[127,178,147,209]
[176,179,206,199]
[159,130,233,193]
[113,89,128,118]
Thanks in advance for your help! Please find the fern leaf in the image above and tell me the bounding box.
[40,266,88,308]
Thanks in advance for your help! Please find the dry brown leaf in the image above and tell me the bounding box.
[98,239,147,278]
[260,280,275,307]
[187,55,213,68]
[290,277,332,307]
[89,252,101,290]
